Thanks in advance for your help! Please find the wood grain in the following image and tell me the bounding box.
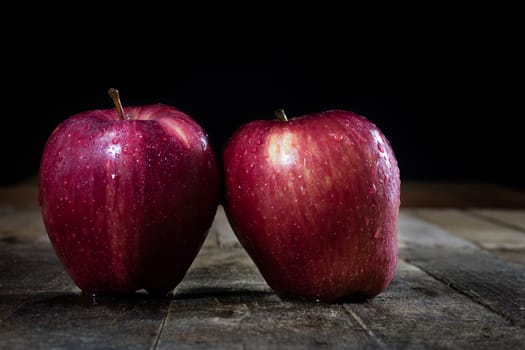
[399,213,525,327]
[0,293,170,349]
[0,240,74,294]
[407,209,525,265]
[408,209,525,249]
[175,246,271,298]
[346,260,525,349]
[159,295,379,349]
[471,209,525,231]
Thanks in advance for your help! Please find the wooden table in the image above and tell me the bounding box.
[1,181,524,349]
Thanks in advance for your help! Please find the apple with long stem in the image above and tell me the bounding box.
[39,89,220,296]
[223,109,400,302]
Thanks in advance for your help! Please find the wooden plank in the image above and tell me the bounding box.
[401,247,525,328]
[407,208,525,250]
[397,211,477,250]
[159,295,380,349]
[400,181,525,208]
[471,209,525,231]
[0,240,76,295]
[171,236,381,349]
[346,260,525,349]
[176,219,525,349]
[211,205,241,248]
[0,205,76,322]
[398,212,525,327]
[0,208,46,248]
[0,239,79,323]
[0,293,170,349]
[407,209,525,264]
[171,243,525,349]
[177,205,268,298]
[175,246,271,298]
[0,183,39,210]
[0,295,32,325]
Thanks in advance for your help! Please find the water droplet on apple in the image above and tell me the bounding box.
[377,142,385,153]
[373,230,380,239]
[112,138,119,144]
[330,133,344,142]
[111,174,116,180]
[369,184,376,194]
[256,139,262,145]
[251,147,257,153]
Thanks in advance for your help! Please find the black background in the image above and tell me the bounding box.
[2,4,523,188]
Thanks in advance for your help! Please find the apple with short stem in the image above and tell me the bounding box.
[39,88,220,296]
[223,108,400,302]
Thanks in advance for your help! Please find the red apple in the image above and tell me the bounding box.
[39,89,220,296]
[223,109,400,302]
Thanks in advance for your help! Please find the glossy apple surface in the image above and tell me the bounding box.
[39,100,220,295]
[223,110,400,302]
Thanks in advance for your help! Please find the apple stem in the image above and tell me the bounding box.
[108,88,128,120]
[274,108,289,122]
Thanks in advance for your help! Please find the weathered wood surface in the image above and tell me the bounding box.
[471,209,525,231]
[400,181,525,208]
[1,182,525,349]
[408,209,525,265]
